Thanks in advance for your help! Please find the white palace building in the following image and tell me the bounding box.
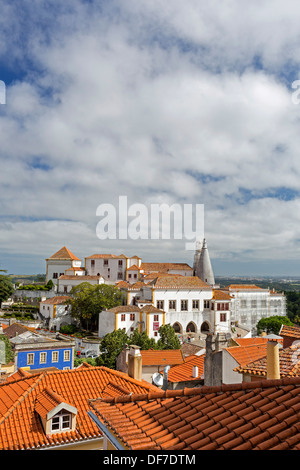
[45,240,286,341]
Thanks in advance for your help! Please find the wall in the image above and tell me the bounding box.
[222,350,242,384]
[16,346,74,370]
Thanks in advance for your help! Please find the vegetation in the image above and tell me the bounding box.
[0,334,14,364]
[0,272,14,304]
[256,315,293,335]
[67,283,125,331]
[97,324,182,369]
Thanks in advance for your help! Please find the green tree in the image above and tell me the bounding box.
[0,271,14,305]
[256,315,293,335]
[0,334,14,364]
[67,283,124,331]
[129,329,157,350]
[97,329,129,369]
[156,324,181,350]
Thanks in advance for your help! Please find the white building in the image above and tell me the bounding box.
[98,304,165,341]
[46,246,83,285]
[57,275,107,294]
[85,254,142,283]
[224,284,287,334]
[39,296,73,331]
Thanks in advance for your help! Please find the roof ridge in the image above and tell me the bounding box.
[0,373,46,426]
[97,376,300,405]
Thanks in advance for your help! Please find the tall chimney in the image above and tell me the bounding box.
[127,345,142,382]
[266,340,280,380]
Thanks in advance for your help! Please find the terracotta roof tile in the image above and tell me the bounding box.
[150,275,211,290]
[280,324,300,339]
[40,296,70,305]
[47,246,80,261]
[225,343,269,366]
[89,377,300,450]
[235,343,300,377]
[166,354,205,382]
[141,263,192,273]
[140,350,184,366]
[0,365,157,450]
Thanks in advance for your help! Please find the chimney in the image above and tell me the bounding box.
[163,365,170,391]
[192,365,199,378]
[266,340,280,380]
[127,345,142,382]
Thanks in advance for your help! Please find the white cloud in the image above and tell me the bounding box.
[1,1,300,274]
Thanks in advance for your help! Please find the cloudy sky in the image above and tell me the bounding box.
[1,0,300,276]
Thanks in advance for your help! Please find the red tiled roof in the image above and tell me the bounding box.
[150,275,211,290]
[89,377,300,450]
[234,343,300,378]
[85,254,127,259]
[233,337,283,347]
[227,284,265,290]
[166,354,205,382]
[141,263,192,273]
[212,289,232,300]
[140,349,184,367]
[225,343,269,367]
[280,324,300,340]
[0,365,157,450]
[40,296,70,305]
[47,246,80,261]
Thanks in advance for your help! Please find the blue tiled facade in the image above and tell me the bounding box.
[16,347,73,370]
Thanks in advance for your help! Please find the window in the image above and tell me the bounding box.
[128,274,132,278]
[181,300,188,311]
[130,313,135,321]
[91,260,95,266]
[118,260,123,266]
[51,411,71,432]
[156,300,164,310]
[64,350,70,362]
[134,274,137,279]
[27,353,34,365]
[53,273,58,279]
[154,331,158,337]
[130,327,134,332]
[40,352,47,364]
[220,313,226,322]
[192,300,199,310]
[52,351,59,363]
[169,300,176,310]
[59,273,64,277]
[121,314,126,321]
[154,315,159,322]
[251,300,257,308]
[104,259,108,266]
[204,300,210,309]
[241,299,247,308]
[64,286,68,293]
[117,272,123,279]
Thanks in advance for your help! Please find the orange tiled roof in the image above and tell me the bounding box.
[40,296,70,305]
[166,354,205,382]
[47,246,80,261]
[140,349,184,366]
[141,263,192,273]
[225,343,269,366]
[232,337,283,347]
[127,265,142,271]
[280,324,300,339]
[88,376,300,450]
[85,254,128,259]
[0,365,157,450]
[212,289,232,300]
[150,275,211,290]
[227,284,265,291]
[234,343,300,378]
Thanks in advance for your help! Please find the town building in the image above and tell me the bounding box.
[223,284,287,333]
[57,274,107,294]
[45,246,82,285]
[116,346,185,384]
[3,325,75,371]
[88,375,300,450]
[0,363,157,450]
[39,295,72,330]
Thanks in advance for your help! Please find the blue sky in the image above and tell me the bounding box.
[1,0,300,276]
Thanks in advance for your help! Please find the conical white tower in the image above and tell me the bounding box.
[194,238,215,285]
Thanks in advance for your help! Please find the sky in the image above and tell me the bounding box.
[1,1,300,276]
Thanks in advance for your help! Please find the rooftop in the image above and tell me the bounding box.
[149,275,211,290]
[0,364,157,450]
[46,246,80,261]
[89,376,300,450]
[140,349,184,367]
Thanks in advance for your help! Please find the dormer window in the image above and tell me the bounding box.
[35,388,77,437]
[51,410,72,432]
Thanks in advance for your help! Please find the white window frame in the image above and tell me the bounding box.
[64,350,70,362]
[52,351,59,363]
[51,410,71,433]
[27,353,34,365]
[39,352,47,364]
